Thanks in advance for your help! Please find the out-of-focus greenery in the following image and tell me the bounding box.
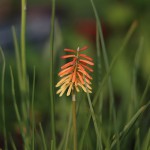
[0,0,150,149]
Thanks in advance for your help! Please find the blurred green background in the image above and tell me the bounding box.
[0,0,150,149]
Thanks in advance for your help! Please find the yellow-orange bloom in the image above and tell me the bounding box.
[56,46,94,97]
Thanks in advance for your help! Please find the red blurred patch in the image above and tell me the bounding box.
[75,19,109,43]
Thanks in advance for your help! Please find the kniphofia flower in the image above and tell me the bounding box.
[56,46,94,97]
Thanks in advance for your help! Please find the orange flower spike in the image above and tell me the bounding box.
[79,46,88,52]
[78,69,92,80]
[85,77,92,84]
[61,54,75,59]
[72,69,77,83]
[56,75,70,87]
[79,54,93,61]
[58,66,74,77]
[77,72,84,84]
[80,63,93,72]
[78,64,93,80]
[64,48,76,53]
[61,58,77,69]
[56,46,94,97]
[79,59,94,66]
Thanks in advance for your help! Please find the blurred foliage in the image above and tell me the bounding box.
[0,0,150,149]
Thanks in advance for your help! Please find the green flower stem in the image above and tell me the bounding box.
[72,92,77,150]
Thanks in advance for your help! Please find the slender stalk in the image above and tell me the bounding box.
[90,2,120,149]
[72,92,77,150]
[96,23,103,124]
[39,123,47,150]
[21,0,27,88]
[0,47,8,150]
[86,93,102,150]
[51,140,54,150]
[21,1,29,149]
[84,75,103,150]
[96,24,102,87]
[10,66,30,150]
[21,0,27,121]
[58,130,66,150]
[10,135,17,150]
[134,128,140,150]
[49,0,56,149]
[90,0,115,123]
[129,38,144,119]
[10,67,25,141]
[140,74,150,105]
[31,67,36,150]
[64,106,72,150]
[142,128,150,150]
[12,26,22,90]
[10,66,21,124]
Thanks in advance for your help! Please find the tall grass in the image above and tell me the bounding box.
[0,47,8,150]
[0,0,150,150]
[10,66,25,142]
[49,0,56,149]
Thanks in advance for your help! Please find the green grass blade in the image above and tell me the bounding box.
[20,1,30,148]
[84,76,103,150]
[90,0,115,116]
[10,66,26,143]
[90,2,121,148]
[133,38,144,101]
[58,128,67,150]
[79,112,90,150]
[141,128,150,150]
[12,26,22,91]
[129,38,144,119]
[10,67,21,126]
[64,107,72,150]
[86,92,103,150]
[51,140,54,150]
[31,67,36,150]
[10,135,17,150]
[111,101,150,149]
[0,47,8,150]
[134,128,140,150]
[21,0,27,88]
[39,123,47,150]
[140,74,150,105]
[96,24,102,85]
[96,23,103,124]
[20,0,29,127]
[58,132,65,150]
[49,0,56,149]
